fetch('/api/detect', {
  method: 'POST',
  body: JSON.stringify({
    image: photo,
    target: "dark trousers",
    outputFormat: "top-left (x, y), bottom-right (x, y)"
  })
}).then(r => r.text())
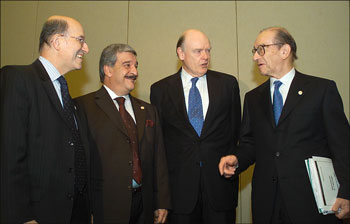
top-left (169, 169), bottom-right (236, 224)
top-left (270, 184), bottom-right (292, 224)
top-left (70, 189), bottom-right (90, 224)
top-left (129, 188), bottom-right (144, 224)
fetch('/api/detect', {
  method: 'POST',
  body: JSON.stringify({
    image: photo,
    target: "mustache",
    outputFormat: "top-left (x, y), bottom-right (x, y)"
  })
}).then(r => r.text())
top-left (125, 75), bottom-right (138, 80)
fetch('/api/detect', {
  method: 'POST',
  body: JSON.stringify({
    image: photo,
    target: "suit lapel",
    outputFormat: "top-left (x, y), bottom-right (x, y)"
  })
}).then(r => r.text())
top-left (130, 95), bottom-right (146, 142)
top-left (35, 60), bottom-right (73, 128)
top-left (167, 71), bottom-right (192, 124)
top-left (200, 71), bottom-right (218, 137)
top-left (94, 87), bottom-right (128, 136)
top-left (278, 72), bottom-right (306, 125)
top-left (258, 80), bottom-right (276, 128)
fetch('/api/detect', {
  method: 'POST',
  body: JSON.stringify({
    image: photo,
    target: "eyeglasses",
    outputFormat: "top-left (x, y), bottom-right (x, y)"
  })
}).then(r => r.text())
top-left (60, 34), bottom-right (86, 46)
top-left (252, 43), bottom-right (284, 56)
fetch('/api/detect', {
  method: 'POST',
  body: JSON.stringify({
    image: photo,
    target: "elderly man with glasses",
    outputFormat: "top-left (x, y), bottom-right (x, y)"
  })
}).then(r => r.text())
top-left (219, 27), bottom-right (349, 224)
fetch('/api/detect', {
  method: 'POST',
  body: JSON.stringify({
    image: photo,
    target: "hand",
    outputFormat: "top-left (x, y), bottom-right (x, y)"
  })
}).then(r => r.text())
top-left (218, 155), bottom-right (238, 178)
top-left (332, 198), bottom-right (350, 219)
top-left (24, 220), bottom-right (38, 224)
top-left (154, 209), bottom-right (168, 223)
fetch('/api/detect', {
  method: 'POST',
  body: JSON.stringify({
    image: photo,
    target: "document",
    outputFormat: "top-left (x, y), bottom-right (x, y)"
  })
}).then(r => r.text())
top-left (305, 156), bottom-right (339, 215)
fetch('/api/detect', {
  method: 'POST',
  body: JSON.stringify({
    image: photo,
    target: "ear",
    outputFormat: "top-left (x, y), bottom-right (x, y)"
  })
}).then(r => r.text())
top-left (177, 47), bottom-right (185, 60)
top-left (50, 34), bottom-right (62, 51)
top-left (280, 44), bottom-right (291, 60)
top-left (104, 65), bottom-right (113, 78)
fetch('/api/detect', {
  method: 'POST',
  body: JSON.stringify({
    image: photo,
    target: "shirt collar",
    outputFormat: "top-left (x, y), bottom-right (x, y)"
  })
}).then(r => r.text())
top-left (181, 67), bottom-right (206, 85)
top-left (103, 85), bottom-right (131, 102)
top-left (39, 56), bottom-right (62, 82)
top-left (270, 67), bottom-right (295, 87)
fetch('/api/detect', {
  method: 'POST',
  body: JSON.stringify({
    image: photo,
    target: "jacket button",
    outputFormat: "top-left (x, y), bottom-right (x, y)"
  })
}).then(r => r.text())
top-left (68, 168), bottom-right (73, 173)
top-left (68, 141), bottom-right (74, 147)
top-left (67, 193), bottom-right (73, 200)
top-left (128, 185), bottom-right (132, 191)
top-left (275, 152), bottom-right (280, 157)
top-left (128, 161), bottom-right (132, 166)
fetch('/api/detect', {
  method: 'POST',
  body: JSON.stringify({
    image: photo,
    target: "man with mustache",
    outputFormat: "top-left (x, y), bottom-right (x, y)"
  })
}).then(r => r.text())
top-left (150, 29), bottom-right (241, 223)
top-left (1, 16), bottom-right (92, 223)
top-left (219, 27), bottom-right (350, 224)
top-left (75, 44), bottom-right (171, 223)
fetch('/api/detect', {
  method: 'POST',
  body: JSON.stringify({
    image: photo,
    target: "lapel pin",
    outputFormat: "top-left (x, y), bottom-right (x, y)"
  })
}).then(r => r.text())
top-left (298, 90), bottom-right (303, 95)
top-left (140, 106), bottom-right (145, 110)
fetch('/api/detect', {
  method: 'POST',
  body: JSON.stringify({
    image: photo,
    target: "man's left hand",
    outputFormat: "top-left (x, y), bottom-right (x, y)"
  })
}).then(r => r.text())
top-left (154, 209), bottom-right (168, 223)
top-left (332, 198), bottom-right (350, 219)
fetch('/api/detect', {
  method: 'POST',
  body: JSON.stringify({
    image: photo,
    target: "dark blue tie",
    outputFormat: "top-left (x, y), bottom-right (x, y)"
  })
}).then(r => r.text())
top-left (57, 75), bottom-right (87, 192)
top-left (273, 80), bottom-right (283, 125)
top-left (188, 77), bottom-right (204, 136)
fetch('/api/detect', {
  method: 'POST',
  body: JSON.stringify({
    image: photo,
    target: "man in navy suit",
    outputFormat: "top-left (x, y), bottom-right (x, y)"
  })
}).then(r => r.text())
top-left (219, 27), bottom-right (349, 224)
top-left (1, 15), bottom-right (92, 223)
top-left (151, 29), bottom-right (241, 224)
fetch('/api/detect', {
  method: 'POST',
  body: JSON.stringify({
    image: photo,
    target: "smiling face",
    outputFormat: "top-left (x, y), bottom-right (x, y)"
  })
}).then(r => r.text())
top-left (177, 30), bottom-right (211, 77)
top-left (253, 30), bottom-right (285, 78)
top-left (59, 18), bottom-right (89, 74)
top-left (104, 51), bottom-right (138, 96)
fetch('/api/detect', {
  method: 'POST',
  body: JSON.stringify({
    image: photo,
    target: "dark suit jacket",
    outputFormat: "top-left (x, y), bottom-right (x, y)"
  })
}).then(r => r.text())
top-left (0, 60), bottom-right (92, 223)
top-left (75, 86), bottom-right (171, 223)
top-left (150, 69), bottom-right (241, 213)
top-left (236, 71), bottom-right (350, 224)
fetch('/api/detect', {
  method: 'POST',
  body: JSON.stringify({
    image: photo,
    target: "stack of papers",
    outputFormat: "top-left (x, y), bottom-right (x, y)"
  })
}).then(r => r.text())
top-left (305, 156), bottom-right (339, 215)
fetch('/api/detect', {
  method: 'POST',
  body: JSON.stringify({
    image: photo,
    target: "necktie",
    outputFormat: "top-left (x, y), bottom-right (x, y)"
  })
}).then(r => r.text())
top-left (115, 97), bottom-right (142, 185)
top-left (273, 80), bottom-right (283, 125)
top-left (57, 76), bottom-right (87, 192)
top-left (188, 77), bottom-right (204, 136)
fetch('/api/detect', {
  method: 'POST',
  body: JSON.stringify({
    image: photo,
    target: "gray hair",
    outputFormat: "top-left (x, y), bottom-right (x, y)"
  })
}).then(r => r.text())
top-left (39, 19), bottom-right (68, 52)
top-left (99, 44), bottom-right (137, 83)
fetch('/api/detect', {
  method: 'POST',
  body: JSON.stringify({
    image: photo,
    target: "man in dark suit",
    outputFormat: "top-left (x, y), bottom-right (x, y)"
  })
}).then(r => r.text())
top-left (150, 29), bottom-right (241, 224)
top-left (219, 27), bottom-right (350, 224)
top-left (75, 43), bottom-right (171, 224)
top-left (1, 16), bottom-right (92, 223)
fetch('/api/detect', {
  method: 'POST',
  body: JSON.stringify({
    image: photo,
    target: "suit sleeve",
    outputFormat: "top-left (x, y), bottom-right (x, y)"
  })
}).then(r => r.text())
top-left (235, 94), bottom-right (257, 173)
top-left (1, 66), bottom-right (34, 222)
top-left (152, 106), bottom-right (172, 209)
top-left (229, 77), bottom-right (241, 155)
top-left (322, 81), bottom-right (350, 199)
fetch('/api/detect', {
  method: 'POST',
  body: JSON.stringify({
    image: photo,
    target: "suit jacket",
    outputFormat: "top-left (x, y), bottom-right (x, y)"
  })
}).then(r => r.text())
top-left (150, 69), bottom-right (241, 213)
top-left (236, 71), bottom-right (350, 224)
top-left (75, 86), bottom-right (171, 223)
top-left (0, 60), bottom-right (92, 223)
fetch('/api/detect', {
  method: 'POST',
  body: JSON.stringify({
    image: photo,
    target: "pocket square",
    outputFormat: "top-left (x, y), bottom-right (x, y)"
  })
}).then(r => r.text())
top-left (145, 120), bottom-right (154, 127)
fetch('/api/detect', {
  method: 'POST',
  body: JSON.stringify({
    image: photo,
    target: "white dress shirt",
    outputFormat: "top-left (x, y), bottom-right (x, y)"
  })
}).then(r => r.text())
top-left (270, 68), bottom-right (296, 105)
top-left (103, 85), bottom-right (136, 124)
top-left (181, 68), bottom-right (209, 119)
top-left (39, 56), bottom-right (64, 106)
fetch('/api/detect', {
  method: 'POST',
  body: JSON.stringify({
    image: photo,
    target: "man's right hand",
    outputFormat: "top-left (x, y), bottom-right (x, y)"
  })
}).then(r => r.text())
top-left (24, 220), bottom-right (38, 224)
top-left (218, 155), bottom-right (238, 178)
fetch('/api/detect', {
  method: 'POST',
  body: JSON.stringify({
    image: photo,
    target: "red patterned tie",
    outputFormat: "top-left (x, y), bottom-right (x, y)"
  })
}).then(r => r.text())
top-left (115, 97), bottom-right (142, 184)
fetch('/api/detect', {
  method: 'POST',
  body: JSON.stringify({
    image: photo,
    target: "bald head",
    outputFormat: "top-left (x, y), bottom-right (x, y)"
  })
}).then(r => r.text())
top-left (39, 15), bottom-right (82, 52)
top-left (176, 29), bottom-right (210, 55)
top-left (176, 29), bottom-right (211, 77)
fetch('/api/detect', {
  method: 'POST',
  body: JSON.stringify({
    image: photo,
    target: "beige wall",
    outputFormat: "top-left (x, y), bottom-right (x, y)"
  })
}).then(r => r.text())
top-left (1, 1), bottom-right (349, 223)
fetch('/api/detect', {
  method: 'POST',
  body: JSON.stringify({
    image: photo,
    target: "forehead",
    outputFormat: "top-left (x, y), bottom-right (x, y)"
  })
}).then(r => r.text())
top-left (255, 30), bottom-right (276, 46)
top-left (184, 32), bottom-right (210, 49)
top-left (67, 19), bottom-right (84, 35)
top-left (116, 52), bottom-right (137, 62)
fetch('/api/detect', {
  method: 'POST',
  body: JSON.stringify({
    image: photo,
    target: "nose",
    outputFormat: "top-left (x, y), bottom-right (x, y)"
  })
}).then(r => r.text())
top-left (202, 50), bottom-right (210, 60)
top-left (253, 51), bottom-right (260, 61)
top-left (131, 65), bottom-right (138, 75)
top-left (82, 42), bottom-right (89, 54)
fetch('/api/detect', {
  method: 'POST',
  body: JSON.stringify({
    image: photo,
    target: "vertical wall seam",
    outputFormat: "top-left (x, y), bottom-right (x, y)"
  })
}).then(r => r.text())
top-left (127, 0), bottom-right (130, 44)
top-left (235, 1), bottom-right (242, 224)
top-left (32, 1), bottom-right (40, 61)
